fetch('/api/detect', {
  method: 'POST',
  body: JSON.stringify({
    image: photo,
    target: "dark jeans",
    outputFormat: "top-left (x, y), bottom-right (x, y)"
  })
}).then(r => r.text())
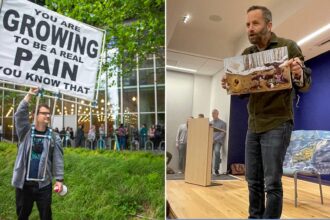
top-left (140, 136), bottom-right (147, 149)
top-left (245, 121), bottom-right (292, 219)
top-left (119, 136), bottom-right (126, 150)
top-left (16, 183), bottom-right (52, 220)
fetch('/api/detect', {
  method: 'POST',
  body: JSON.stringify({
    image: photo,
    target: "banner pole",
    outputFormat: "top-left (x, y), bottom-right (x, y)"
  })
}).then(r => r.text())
top-left (94, 30), bottom-right (107, 103)
top-left (51, 91), bottom-right (61, 127)
top-left (0, 0), bottom-right (3, 15)
top-left (33, 88), bottom-right (43, 125)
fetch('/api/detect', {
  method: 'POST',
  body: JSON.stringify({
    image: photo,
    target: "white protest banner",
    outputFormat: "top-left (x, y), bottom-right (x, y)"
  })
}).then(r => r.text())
top-left (0, 0), bottom-right (104, 101)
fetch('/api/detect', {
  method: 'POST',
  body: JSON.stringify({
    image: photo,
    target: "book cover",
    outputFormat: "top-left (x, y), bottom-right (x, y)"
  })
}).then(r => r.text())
top-left (224, 46), bottom-right (291, 95)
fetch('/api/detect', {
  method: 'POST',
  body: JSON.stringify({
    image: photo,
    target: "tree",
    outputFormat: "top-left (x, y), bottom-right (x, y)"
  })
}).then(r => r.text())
top-left (45, 0), bottom-right (165, 77)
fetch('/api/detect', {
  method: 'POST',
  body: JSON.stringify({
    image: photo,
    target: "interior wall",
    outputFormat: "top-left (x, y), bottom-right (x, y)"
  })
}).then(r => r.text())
top-left (192, 75), bottom-right (211, 118)
top-left (166, 70), bottom-right (194, 171)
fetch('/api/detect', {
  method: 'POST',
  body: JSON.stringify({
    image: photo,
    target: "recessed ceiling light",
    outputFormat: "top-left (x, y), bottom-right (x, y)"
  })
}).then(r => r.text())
top-left (209, 15), bottom-right (222, 22)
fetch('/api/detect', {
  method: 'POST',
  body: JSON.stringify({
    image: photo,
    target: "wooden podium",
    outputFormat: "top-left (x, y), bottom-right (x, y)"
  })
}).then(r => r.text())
top-left (185, 118), bottom-right (213, 186)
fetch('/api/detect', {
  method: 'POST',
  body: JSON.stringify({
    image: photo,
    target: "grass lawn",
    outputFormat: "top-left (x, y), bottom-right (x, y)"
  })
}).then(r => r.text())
top-left (0, 142), bottom-right (164, 219)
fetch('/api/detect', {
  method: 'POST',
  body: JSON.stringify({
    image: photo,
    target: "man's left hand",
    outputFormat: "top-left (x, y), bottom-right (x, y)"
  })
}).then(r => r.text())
top-left (288, 57), bottom-right (303, 80)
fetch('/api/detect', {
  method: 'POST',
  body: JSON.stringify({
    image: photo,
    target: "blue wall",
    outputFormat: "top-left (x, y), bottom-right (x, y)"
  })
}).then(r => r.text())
top-left (227, 96), bottom-right (248, 168)
top-left (294, 51), bottom-right (330, 130)
top-left (228, 50), bottom-right (330, 181)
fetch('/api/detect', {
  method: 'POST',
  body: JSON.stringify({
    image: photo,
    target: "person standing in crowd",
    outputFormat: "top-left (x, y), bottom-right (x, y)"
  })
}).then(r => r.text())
top-left (128, 124), bottom-right (139, 150)
top-left (117, 124), bottom-right (127, 150)
top-left (75, 124), bottom-right (84, 147)
top-left (13, 87), bottom-right (64, 220)
top-left (99, 124), bottom-right (105, 140)
top-left (210, 109), bottom-right (226, 176)
top-left (124, 125), bottom-right (129, 149)
top-left (88, 125), bottom-right (96, 149)
top-left (154, 124), bottom-right (163, 149)
top-left (222, 6), bottom-right (311, 218)
top-left (53, 127), bottom-right (59, 134)
top-left (98, 124), bottom-right (105, 149)
top-left (0, 123), bottom-right (3, 141)
top-left (65, 127), bottom-right (71, 147)
top-left (69, 127), bottom-right (74, 147)
top-left (139, 124), bottom-right (148, 149)
top-left (176, 118), bottom-right (190, 174)
top-left (59, 128), bottom-right (66, 147)
top-left (148, 124), bottom-right (156, 147)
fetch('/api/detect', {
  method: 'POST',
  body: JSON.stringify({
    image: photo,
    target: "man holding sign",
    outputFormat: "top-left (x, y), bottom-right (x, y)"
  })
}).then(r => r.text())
top-left (12, 87), bottom-right (64, 220)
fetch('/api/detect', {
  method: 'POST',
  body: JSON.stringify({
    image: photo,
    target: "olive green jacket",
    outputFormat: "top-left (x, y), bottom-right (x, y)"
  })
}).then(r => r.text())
top-left (242, 33), bottom-right (311, 133)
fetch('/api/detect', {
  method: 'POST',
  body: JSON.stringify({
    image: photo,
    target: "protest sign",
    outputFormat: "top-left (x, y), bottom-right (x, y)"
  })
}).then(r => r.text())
top-left (0, 0), bottom-right (104, 100)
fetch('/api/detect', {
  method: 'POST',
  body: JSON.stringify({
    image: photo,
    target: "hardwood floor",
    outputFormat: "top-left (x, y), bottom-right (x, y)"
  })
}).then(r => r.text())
top-left (167, 176), bottom-right (330, 219)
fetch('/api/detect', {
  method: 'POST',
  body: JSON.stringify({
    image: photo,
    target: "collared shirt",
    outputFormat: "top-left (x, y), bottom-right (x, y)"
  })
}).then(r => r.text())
top-left (211, 118), bottom-right (226, 145)
top-left (176, 123), bottom-right (188, 145)
top-left (242, 33), bottom-right (311, 133)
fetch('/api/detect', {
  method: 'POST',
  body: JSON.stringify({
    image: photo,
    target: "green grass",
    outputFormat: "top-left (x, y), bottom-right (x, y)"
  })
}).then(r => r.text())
top-left (0, 142), bottom-right (165, 220)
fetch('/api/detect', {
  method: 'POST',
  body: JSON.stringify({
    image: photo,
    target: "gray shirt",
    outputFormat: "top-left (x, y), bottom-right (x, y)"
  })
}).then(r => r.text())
top-left (211, 118), bottom-right (226, 145)
top-left (176, 123), bottom-right (188, 145)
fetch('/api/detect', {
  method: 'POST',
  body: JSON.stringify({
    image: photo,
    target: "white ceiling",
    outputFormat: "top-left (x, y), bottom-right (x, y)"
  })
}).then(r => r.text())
top-left (166, 0), bottom-right (330, 76)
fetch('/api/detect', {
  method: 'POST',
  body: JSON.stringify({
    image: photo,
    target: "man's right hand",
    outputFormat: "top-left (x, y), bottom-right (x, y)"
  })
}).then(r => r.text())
top-left (24, 87), bottom-right (38, 102)
top-left (221, 75), bottom-right (228, 90)
top-left (30, 87), bottom-right (39, 95)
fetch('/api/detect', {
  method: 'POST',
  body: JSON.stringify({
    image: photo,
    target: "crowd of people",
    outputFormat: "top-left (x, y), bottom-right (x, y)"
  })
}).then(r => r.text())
top-left (115, 123), bottom-right (165, 150)
top-left (53, 127), bottom-right (74, 147)
top-left (51, 123), bottom-right (165, 150)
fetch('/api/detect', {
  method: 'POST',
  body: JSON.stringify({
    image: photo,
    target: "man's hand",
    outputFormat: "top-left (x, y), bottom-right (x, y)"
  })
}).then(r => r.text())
top-left (24, 87), bottom-right (38, 102)
top-left (287, 57), bottom-right (303, 81)
top-left (221, 75), bottom-right (229, 90)
top-left (54, 181), bottom-right (63, 193)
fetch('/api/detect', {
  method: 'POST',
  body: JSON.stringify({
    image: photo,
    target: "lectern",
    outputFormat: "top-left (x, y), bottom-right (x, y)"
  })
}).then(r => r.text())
top-left (185, 118), bottom-right (213, 186)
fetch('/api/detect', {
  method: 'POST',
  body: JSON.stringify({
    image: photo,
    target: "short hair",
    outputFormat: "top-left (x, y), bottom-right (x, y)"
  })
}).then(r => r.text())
top-left (247, 5), bottom-right (272, 23)
top-left (212, 109), bottom-right (219, 114)
top-left (32, 104), bottom-right (51, 115)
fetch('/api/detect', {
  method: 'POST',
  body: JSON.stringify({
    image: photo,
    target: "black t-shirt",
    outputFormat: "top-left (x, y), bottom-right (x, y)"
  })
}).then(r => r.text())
top-left (28, 129), bottom-right (47, 179)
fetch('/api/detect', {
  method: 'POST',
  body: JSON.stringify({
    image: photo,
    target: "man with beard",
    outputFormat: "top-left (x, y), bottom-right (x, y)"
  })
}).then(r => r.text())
top-left (222, 6), bottom-right (311, 219)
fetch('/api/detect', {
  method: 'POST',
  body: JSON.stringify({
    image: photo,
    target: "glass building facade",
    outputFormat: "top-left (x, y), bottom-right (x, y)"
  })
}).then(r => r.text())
top-left (0, 52), bottom-right (165, 149)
